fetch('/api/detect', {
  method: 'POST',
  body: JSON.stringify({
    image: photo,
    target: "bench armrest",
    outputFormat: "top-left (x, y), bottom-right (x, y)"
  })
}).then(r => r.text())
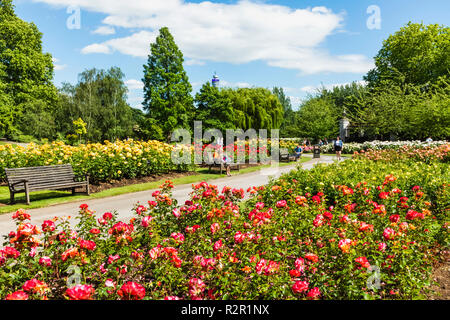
top-left (10, 179), bottom-right (28, 187)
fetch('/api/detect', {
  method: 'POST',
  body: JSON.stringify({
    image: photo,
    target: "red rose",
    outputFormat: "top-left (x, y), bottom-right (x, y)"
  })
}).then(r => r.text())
top-left (378, 192), bottom-right (389, 199)
top-left (117, 281), bottom-right (146, 300)
top-left (304, 253), bottom-right (319, 263)
top-left (66, 284), bottom-right (95, 300)
top-left (313, 214), bottom-right (325, 227)
top-left (311, 195), bottom-right (321, 204)
top-left (289, 269), bottom-right (302, 277)
top-left (406, 210), bottom-right (424, 220)
top-left (5, 290), bottom-right (28, 300)
top-left (213, 239), bottom-right (223, 252)
top-left (306, 287), bottom-right (321, 300)
top-left (188, 278), bottom-right (206, 298)
top-left (12, 209), bottom-right (31, 221)
top-left (389, 214), bottom-right (400, 223)
top-left (141, 215), bottom-right (153, 228)
top-left (79, 239), bottom-right (96, 251)
top-left (102, 212), bottom-right (113, 220)
top-left (39, 256), bottom-right (52, 267)
top-left (292, 280), bottom-right (309, 294)
top-left (1, 246), bottom-right (20, 259)
top-left (22, 279), bottom-right (48, 294)
top-left (210, 223), bottom-right (220, 234)
top-left (89, 228), bottom-right (101, 234)
top-left (355, 256), bottom-right (370, 268)
top-left (383, 227), bottom-right (395, 240)
top-left (323, 211), bottom-right (333, 220)
top-left (276, 200), bottom-right (287, 208)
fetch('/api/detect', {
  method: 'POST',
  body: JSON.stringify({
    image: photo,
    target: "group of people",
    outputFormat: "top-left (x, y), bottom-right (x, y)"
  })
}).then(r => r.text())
top-left (209, 136), bottom-right (345, 177)
top-left (210, 148), bottom-right (233, 176)
top-left (294, 136), bottom-right (344, 161)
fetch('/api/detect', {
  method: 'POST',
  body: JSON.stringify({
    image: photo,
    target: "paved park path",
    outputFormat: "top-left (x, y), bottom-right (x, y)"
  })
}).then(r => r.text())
top-left (0, 155), bottom-right (338, 238)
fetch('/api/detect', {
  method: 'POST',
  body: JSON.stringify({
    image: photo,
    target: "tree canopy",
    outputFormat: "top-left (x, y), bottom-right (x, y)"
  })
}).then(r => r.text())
top-left (142, 27), bottom-right (194, 141)
top-left (0, 0), bottom-right (57, 137)
top-left (365, 22), bottom-right (450, 88)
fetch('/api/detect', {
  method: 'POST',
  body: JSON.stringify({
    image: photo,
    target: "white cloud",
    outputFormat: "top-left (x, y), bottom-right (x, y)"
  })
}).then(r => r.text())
top-left (81, 43), bottom-right (112, 54)
top-left (52, 57), bottom-right (67, 70)
top-left (92, 25), bottom-right (116, 35)
top-left (185, 59), bottom-right (206, 66)
top-left (125, 79), bottom-right (144, 90)
top-left (81, 30), bottom-right (157, 57)
top-left (34, 0), bottom-right (373, 75)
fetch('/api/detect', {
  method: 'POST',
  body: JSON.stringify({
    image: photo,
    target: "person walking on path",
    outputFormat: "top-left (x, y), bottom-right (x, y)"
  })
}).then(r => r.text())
top-left (334, 136), bottom-right (343, 161)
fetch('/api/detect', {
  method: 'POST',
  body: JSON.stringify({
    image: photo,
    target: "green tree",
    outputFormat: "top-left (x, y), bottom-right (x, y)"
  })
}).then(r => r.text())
top-left (0, 0), bottom-right (58, 137)
top-left (354, 79), bottom-right (450, 140)
top-left (296, 97), bottom-right (338, 141)
top-left (52, 68), bottom-right (133, 142)
top-left (365, 22), bottom-right (450, 88)
top-left (142, 27), bottom-right (194, 141)
top-left (0, 78), bottom-right (15, 137)
top-left (194, 82), bottom-right (235, 133)
top-left (20, 99), bottom-right (57, 140)
top-left (73, 117), bottom-right (87, 144)
top-left (273, 87), bottom-right (296, 137)
top-left (318, 82), bottom-right (369, 119)
top-left (221, 87), bottom-right (284, 131)
top-left (130, 108), bottom-right (164, 141)
top-left (54, 67), bottom-right (135, 142)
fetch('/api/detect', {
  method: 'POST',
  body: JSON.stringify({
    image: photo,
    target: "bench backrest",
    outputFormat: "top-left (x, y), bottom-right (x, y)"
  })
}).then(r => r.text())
top-left (5, 164), bottom-right (75, 187)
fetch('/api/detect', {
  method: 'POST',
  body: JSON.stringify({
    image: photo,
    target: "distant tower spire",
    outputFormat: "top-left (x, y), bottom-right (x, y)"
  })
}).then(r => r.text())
top-left (212, 72), bottom-right (219, 88)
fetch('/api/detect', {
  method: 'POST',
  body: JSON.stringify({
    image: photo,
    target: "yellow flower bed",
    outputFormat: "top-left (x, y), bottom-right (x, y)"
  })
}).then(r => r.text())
top-left (0, 140), bottom-right (190, 183)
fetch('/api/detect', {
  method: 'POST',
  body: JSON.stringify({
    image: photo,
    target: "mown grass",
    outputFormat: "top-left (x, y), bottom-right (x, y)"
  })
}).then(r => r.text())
top-left (0, 158), bottom-right (310, 214)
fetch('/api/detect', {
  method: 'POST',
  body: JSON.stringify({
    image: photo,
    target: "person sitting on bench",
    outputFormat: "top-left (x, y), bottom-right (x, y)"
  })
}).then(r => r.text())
top-left (223, 154), bottom-right (232, 176)
top-left (294, 144), bottom-right (303, 160)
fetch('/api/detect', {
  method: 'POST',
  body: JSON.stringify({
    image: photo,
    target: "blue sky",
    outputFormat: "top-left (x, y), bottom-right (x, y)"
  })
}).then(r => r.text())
top-left (13, 0), bottom-right (450, 110)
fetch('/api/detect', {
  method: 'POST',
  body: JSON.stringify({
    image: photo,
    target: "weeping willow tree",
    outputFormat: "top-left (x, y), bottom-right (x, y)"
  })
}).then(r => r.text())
top-left (221, 87), bottom-right (284, 131)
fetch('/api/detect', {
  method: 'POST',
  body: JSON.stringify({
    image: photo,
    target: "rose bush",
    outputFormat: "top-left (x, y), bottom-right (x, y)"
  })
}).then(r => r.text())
top-left (0, 146), bottom-right (448, 300)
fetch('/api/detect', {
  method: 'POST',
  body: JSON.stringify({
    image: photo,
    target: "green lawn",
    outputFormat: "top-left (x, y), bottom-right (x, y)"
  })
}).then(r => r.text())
top-left (0, 158), bottom-right (310, 214)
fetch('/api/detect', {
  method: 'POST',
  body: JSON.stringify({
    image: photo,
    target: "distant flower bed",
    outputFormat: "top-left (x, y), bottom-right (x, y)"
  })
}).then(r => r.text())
top-left (0, 140), bottom-right (192, 184)
top-left (0, 148), bottom-right (448, 300)
top-left (353, 144), bottom-right (449, 163)
top-left (320, 140), bottom-right (448, 154)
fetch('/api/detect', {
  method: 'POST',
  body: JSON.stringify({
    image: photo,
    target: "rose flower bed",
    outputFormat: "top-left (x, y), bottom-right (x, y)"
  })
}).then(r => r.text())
top-left (0, 139), bottom-right (192, 184)
top-left (0, 146), bottom-right (448, 300)
top-left (320, 140), bottom-right (448, 155)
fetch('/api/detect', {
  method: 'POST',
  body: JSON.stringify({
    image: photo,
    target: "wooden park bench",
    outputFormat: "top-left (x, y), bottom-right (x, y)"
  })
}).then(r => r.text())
top-left (279, 149), bottom-right (297, 162)
top-left (5, 164), bottom-right (90, 205)
top-left (203, 153), bottom-right (240, 175)
top-left (207, 162), bottom-right (240, 174)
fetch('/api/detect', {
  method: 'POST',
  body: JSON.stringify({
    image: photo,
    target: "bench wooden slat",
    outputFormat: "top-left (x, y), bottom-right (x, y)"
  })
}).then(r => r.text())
top-left (14, 183), bottom-right (88, 193)
top-left (7, 174), bottom-right (76, 182)
top-left (7, 172), bottom-right (76, 178)
top-left (5, 164), bottom-right (89, 205)
top-left (27, 182), bottom-right (88, 191)
top-left (26, 180), bottom-right (87, 188)
top-left (5, 168), bottom-right (74, 176)
top-left (8, 176), bottom-right (77, 186)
